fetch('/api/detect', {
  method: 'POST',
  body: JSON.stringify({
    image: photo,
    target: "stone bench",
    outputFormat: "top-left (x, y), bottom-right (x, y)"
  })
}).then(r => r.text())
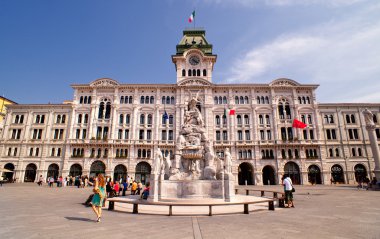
top-left (107, 198), bottom-right (275, 216)
top-left (235, 189), bottom-right (286, 208)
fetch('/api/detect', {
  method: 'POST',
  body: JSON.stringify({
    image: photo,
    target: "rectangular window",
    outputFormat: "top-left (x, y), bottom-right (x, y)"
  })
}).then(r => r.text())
top-left (118, 129), bottom-right (122, 139)
top-left (11, 129), bottom-right (16, 139)
top-left (125, 129), bottom-right (129, 139)
top-left (13, 148), bottom-right (18, 156)
top-left (260, 130), bottom-right (265, 140)
top-left (147, 130), bottom-right (152, 140)
top-left (59, 129), bottom-right (63, 140)
top-left (303, 130), bottom-right (308, 140)
top-left (332, 129), bottom-right (337, 139)
top-left (161, 130), bottom-right (167, 140)
top-left (168, 130), bottom-right (173, 141)
top-left (17, 129), bottom-right (21, 139)
top-left (76, 129), bottom-right (80, 139)
top-left (139, 130), bottom-right (145, 140)
top-left (266, 130), bottom-right (271, 140)
top-left (82, 129), bottom-right (87, 139)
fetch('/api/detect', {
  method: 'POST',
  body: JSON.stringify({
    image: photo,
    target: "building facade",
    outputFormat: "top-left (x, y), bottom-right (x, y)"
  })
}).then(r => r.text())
top-left (1, 29), bottom-right (379, 185)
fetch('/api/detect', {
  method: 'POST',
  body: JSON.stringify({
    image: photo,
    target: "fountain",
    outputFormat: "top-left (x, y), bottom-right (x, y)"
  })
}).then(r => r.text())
top-left (149, 92), bottom-right (235, 201)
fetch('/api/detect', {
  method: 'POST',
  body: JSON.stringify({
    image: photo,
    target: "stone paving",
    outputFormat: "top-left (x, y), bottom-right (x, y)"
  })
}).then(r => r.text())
top-left (0, 183), bottom-right (379, 239)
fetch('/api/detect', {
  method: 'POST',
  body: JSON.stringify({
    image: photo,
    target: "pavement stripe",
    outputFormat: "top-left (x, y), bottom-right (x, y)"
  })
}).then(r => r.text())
top-left (192, 217), bottom-right (203, 239)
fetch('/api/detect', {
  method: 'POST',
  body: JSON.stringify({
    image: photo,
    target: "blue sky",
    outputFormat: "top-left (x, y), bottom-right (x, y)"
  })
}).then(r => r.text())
top-left (0, 0), bottom-right (379, 104)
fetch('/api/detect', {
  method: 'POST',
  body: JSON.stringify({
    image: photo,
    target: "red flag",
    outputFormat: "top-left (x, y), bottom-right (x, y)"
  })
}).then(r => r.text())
top-left (229, 109), bottom-right (235, 115)
top-left (292, 119), bottom-right (307, 128)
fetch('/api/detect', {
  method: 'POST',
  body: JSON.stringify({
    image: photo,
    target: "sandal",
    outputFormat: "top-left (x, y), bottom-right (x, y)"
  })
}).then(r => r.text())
top-left (97, 217), bottom-right (101, 222)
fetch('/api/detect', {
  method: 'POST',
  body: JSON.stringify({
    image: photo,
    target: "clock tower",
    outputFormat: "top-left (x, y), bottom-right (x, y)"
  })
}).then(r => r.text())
top-left (172, 29), bottom-right (217, 85)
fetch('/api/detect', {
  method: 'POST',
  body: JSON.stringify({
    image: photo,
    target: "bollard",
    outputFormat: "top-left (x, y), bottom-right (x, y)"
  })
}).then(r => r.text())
top-left (108, 201), bottom-right (114, 211)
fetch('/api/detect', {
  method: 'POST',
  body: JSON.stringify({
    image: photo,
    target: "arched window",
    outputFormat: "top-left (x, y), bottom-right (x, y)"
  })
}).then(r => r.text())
top-left (162, 96), bottom-right (166, 104)
top-left (29, 148), bottom-right (33, 156)
top-left (140, 114), bottom-right (145, 124)
top-left (119, 114), bottom-right (124, 124)
top-left (346, 115), bottom-right (350, 123)
top-left (192, 69), bottom-right (196, 76)
top-left (235, 96), bottom-right (239, 104)
top-left (150, 96), bottom-right (154, 104)
top-left (140, 96), bottom-right (144, 104)
top-left (182, 69), bottom-right (186, 76)
top-left (281, 149), bottom-right (286, 159)
top-left (88, 96), bottom-right (92, 104)
top-left (223, 96), bottom-right (227, 104)
top-left (259, 115), bottom-right (263, 124)
top-left (142, 149), bottom-right (147, 158)
top-left (214, 97), bottom-right (218, 105)
top-left (288, 149), bottom-right (292, 158)
top-left (80, 96), bottom-right (83, 104)
top-left (374, 114), bottom-right (378, 123)
top-left (265, 115), bottom-right (270, 125)
top-left (84, 96), bottom-right (88, 104)
top-left (247, 150), bottom-right (252, 158)
top-left (41, 115), bottom-right (45, 123)
top-left (215, 115), bottom-right (220, 125)
top-left (147, 149), bottom-right (151, 158)
top-left (138, 149), bottom-right (141, 158)
top-left (313, 149), bottom-right (317, 157)
top-left (197, 69), bottom-right (200, 76)
top-left (78, 114), bottom-right (82, 124)
top-left (244, 96), bottom-right (249, 104)
top-left (120, 96), bottom-right (124, 104)
top-left (335, 148), bottom-right (340, 157)
top-left (237, 115), bottom-right (242, 125)
top-left (162, 114), bottom-right (166, 125)
top-left (51, 148), bottom-right (55, 156)
top-left (171, 97), bottom-right (175, 104)
top-left (147, 114), bottom-right (153, 125)
top-left (222, 115), bottom-right (227, 125)
top-left (244, 115), bottom-right (249, 125)
top-left (98, 102), bottom-right (104, 119)
top-left (294, 149), bottom-right (299, 158)
top-left (166, 96), bottom-right (170, 105)
top-left (126, 114), bottom-right (130, 124)
top-left (351, 114), bottom-right (356, 124)
top-left (55, 115), bottom-right (60, 124)
top-left (306, 97), bottom-right (310, 104)
top-left (218, 96), bottom-right (222, 104)
top-left (302, 96), bottom-right (306, 104)
top-left (240, 96), bottom-right (244, 104)
top-left (128, 96), bottom-right (133, 104)
top-left (265, 96), bottom-right (269, 104)
top-left (105, 102), bottom-right (111, 119)
top-left (84, 114), bottom-right (88, 124)
top-left (145, 96), bottom-right (149, 104)
top-left (188, 69), bottom-right (192, 76)
top-left (261, 96), bottom-right (264, 104)
top-left (329, 148), bottom-right (333, 157)
top-left (257, 96), bottom-right (260, 104)
top-left (203, 69), bottom-right (207, 76)
top-left (169, 115), bottom-right (174, 125)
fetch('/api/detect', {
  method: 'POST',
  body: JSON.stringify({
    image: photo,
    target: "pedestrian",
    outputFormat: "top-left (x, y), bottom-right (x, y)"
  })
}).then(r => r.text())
top-left (282, 175), bottom-right (294, 208)
top-left (113, 181), bottom-right (120, 196)
top-left (0, 174), bottom-right (3, 187)
top-left (136, 181), bottom-right (143, 195)
top-left (131, 180), bottom-right (137, 195)
top-left (37, 175), bottom-right (43, 186)
top-left (126, 176), bottom-right (131, 189)
top-left (141, 182), bottom-right (150, 199)
top-left (90, 174), bottom-right (106, 222)
top-left (122, 180), bottom-right (128, 196)
top-left (49, 177), bottom-right (54, 187)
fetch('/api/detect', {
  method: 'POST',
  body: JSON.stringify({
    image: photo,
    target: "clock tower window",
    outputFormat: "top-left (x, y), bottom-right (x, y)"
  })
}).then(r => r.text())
top-left (188, 69), bottom-right (192, 77)
top-left (203, 69), bottom-right (207, 76)
top-left (182, 69), bottom-right (186, 76)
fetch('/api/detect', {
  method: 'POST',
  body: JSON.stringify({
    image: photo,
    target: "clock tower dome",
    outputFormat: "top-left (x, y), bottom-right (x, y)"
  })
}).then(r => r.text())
top-left (172, 29), bottom-right (217, 85)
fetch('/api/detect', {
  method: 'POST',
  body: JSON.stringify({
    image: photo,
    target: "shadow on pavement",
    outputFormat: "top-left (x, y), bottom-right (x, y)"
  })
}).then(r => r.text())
top-left (65, 216), bottom-right (94, 222)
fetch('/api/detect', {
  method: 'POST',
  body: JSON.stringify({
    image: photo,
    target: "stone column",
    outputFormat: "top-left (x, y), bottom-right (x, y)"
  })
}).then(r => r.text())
top-left (363, 109), bottom-right (380, 179)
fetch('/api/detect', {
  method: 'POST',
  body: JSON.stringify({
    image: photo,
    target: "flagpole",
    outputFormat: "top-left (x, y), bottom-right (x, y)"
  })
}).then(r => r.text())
top-left (193, 9), bottom-right (196, 29)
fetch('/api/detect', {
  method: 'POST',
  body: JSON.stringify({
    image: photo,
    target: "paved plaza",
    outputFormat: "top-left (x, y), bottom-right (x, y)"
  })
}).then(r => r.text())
top-left (0, 184), bottom-right (379, 239)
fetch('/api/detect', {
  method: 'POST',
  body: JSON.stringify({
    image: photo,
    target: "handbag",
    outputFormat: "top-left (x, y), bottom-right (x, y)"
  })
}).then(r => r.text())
top-left (291, 187), bottom-right (295, 193)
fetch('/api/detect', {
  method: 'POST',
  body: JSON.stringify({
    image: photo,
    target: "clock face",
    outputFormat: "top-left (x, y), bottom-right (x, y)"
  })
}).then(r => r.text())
top-left (189, 56), bottom-right (200, 66)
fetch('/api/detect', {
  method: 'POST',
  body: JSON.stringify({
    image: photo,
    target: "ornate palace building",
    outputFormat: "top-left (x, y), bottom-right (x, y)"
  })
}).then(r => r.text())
top-left (1, 29), bottom-right (379, 185)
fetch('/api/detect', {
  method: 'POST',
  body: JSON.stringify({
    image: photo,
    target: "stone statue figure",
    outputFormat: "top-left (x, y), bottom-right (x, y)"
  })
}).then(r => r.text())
top-left (153, 148), bottom-right (163, 174)
top-left (224, 148), bottom-right (232, 174)
top-left (164, 152), bottom-right (172, 176)
top-left (204, 140), bottom-right (216, 180)
top-left (363, 108), bottom-right (375, 126)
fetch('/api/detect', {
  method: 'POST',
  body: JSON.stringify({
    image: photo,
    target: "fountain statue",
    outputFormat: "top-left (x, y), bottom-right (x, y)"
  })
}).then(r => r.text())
top-left (149, 91), bottom-right (235, 201)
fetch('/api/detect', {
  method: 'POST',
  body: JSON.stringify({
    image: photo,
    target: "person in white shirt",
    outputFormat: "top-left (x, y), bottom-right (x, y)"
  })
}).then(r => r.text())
top-left (282, 175), bottom-right (294, 208)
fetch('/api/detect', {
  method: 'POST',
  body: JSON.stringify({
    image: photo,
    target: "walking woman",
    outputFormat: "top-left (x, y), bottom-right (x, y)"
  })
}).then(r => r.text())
top-left (91, 174), bottom-right (106, 222)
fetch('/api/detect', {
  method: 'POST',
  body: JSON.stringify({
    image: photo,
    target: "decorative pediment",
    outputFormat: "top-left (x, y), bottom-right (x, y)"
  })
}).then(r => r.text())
top-left (177, 78), bottom-right (212, 87)
top-left (90, 78), bottom-right (119, 88)
top-left (270, 78), bottom-right (300, 87)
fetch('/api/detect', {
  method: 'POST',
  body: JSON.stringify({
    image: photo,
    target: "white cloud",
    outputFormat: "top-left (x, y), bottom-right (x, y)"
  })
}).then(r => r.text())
top-left (220, 3), bottom-right (380, 102)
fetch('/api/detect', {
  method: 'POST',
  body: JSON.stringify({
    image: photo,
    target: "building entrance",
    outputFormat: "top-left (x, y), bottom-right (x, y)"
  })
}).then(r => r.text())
top-left (24, 163), bottom-right (37, 182)
top-left (47, 164), bottom-right (59, 180)
top-left (238, 162), bottom-right (254, 185)
top-left (135, 162), bottom-right (151, 185)
top-left (3, 163), bottom-right (14, 182)
top-left (114, 164), bottom-right (127, 182)
top-left (69, 164), bottom-right (82, 177)
top-left (284, 162), bottom-right (301, 185)
top-left (90, 161), bottom-right (105, 177)
top-left (354, 164), bottom-right (367, 182)
top-left (262, 165), bottom-right (276, 185)
top-left (331, 164), bottom-right (344, 183)
top-left (308, 165), bottom-right (322, 184)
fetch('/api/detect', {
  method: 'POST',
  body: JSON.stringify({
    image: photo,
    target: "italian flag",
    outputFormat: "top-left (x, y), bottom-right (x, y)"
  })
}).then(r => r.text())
top-left (188, 11), bottom-right (195, 23)
top-left (224, 108), bottom-right (235, 116)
